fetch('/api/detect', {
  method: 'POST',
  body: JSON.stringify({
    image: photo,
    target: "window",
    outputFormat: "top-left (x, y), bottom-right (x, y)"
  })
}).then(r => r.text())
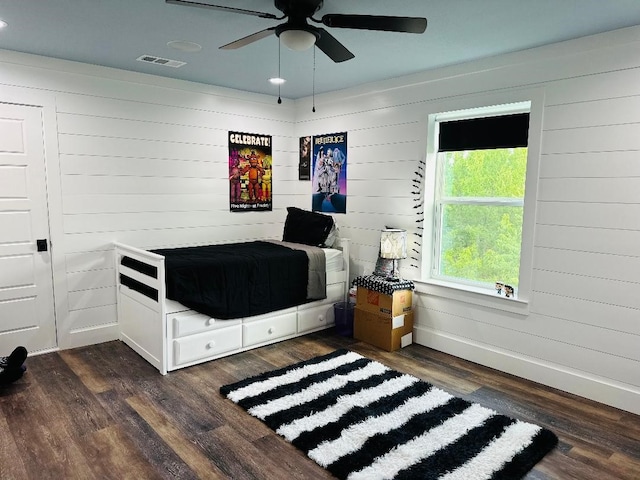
top-left (419, 99), bottom-right (539, 310)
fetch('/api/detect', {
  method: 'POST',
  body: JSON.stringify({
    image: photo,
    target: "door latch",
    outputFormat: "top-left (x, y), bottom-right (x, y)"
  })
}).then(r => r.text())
top-left (36, 239), bottom-right (48, 252)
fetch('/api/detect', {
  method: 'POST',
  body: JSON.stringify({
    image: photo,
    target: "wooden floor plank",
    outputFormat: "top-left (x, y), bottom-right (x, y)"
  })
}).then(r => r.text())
top-left (1, 380), bottom-right (98, 479)
top-left (96, 389), bottom-right (199, 479)
top-left (134, 369), bottom-right (223, 435)
top-left (79, 425), bottom-right (165, 480)
top-left (26, 353), bottom-right (112, 437)
top-left (126, 395), bottom-right (226, 479)
top-left (0, 415), bottom-right (29, 479)
top-left (59, 349), bottom-right (111, 394)
top-left (0, 330), bottom-right (637, 479)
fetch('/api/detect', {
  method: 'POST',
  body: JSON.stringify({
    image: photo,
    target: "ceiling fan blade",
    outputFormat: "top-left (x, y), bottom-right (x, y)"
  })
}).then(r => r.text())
top-left (315, 28), bottom-right (355, 63)
top-left (165, 0), bottom-right (279, 20)
top-left (220, 27), bottom-right (277, 49)
top-left (321, 14), bottom-right (427, 34)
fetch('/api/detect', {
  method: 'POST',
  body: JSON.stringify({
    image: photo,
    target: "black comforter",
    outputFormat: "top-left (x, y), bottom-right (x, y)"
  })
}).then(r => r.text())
top-left (152, 241), bottom-right (311, 319)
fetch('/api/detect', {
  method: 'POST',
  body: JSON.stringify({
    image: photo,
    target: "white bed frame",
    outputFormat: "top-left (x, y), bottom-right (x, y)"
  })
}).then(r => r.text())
top-left (114, 238), bottom-right (350, 374)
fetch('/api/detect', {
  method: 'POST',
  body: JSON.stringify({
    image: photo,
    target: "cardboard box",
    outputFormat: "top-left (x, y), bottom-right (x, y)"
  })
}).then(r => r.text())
top-left (354, 307), bottom-right (413, 352)
top-left (356, 287), bottom-right (412, 317)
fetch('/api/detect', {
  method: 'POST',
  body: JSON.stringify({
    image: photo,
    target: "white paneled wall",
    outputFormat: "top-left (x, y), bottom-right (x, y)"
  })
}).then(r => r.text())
top-left (0, 51), bottom-right (303, 349)
top-left (2, 24), bottom-right (640, 414)
top-left (295, 27), bottom-right (640, 414)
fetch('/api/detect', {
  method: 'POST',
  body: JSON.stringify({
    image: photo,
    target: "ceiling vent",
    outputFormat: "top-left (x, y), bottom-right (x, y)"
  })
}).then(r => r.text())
top-left (136, 55), bottom-right (186, 68)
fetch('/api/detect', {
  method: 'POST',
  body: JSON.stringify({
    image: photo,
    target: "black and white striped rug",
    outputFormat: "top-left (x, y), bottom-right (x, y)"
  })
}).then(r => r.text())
top-left (220, 349), bottom-right (558, 479)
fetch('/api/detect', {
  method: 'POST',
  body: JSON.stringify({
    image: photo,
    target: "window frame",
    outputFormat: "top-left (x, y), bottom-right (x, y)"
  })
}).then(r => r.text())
top-left (414, 89), bottom-right (544, 315)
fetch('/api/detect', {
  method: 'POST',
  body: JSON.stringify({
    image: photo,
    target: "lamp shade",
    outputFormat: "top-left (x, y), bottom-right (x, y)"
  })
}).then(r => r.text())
top-left (280, 29), bottom-right (317, 51)
top-left (380, 228), bottom-right (407, 260)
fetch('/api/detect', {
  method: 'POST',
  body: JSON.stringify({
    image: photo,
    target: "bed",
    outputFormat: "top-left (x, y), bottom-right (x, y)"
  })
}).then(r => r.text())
top-left (114, 208), bottom-right (350, 374)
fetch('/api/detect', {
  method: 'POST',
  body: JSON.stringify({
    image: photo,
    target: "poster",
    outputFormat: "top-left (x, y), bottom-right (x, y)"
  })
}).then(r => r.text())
top-left (311, 132), bottom-right (347, 213)
top-left (229, 131), bottom-right (272, 212)
top-left (299, 136), bottom-right (311, 180)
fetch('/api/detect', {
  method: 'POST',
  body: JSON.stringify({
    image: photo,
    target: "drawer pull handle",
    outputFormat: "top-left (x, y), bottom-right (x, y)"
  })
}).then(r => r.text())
top-left (206, 341), bottom-right (216, 349)
top-left (319, 315), bottom-right (325, 322)
top-left (268, 327), bottom-right (274, 335)
top-left (207, 318), bottom-right (215, 326)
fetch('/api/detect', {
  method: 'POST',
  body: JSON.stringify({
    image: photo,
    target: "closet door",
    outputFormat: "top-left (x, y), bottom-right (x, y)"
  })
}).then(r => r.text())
top-left (0, 103), bottom-right (57, 354)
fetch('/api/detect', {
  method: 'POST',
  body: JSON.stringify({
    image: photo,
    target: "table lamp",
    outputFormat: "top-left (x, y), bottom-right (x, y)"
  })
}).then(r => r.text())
top-left (380, 228), bottom-right (407, 280)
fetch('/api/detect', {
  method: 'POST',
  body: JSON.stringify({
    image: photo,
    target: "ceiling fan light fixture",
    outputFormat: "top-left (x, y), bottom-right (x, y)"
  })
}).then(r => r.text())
top-left (170, 0), bottom-right (428, 65)
top-left (279, 29), bottom-right (317, 51)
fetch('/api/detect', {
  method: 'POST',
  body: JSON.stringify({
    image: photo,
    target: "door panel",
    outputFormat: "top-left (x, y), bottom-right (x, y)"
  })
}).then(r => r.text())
top-left (0, 103), bottom-right (56, 354)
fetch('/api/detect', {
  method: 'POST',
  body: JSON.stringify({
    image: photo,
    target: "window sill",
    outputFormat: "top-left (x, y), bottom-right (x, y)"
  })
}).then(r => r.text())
top-left (411, 278), bottom-right (530, 316)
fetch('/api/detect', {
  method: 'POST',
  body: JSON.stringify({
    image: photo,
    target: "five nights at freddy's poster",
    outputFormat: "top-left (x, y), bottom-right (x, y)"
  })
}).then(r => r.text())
top-left (228, 131), bottom-right (272, 212)
top-left (311, 132), bottom-right (347, 213)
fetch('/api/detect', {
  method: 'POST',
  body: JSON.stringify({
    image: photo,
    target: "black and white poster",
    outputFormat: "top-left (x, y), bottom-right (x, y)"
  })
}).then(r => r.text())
top-left (311, 132), bottom-right (347, 213)
top-left (299, 136), bottom-right (311, 180)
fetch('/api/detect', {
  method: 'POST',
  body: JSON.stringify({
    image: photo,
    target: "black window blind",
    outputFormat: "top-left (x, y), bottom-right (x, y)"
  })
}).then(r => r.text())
top-left (438, 112), bottom-right (530, 152)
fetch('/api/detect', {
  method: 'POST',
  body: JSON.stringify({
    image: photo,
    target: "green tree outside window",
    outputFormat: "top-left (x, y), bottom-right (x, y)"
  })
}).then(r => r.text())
top-left (436, 148), bottom-right (527, 288)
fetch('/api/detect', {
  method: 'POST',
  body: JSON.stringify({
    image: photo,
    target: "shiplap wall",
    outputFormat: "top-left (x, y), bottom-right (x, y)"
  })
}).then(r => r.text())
top-left (0, 50), bottom-right (308, 350)
top-left (2, 24), bottom-right (640, 414)
top-left (295, 27), bottom-right (640, 414)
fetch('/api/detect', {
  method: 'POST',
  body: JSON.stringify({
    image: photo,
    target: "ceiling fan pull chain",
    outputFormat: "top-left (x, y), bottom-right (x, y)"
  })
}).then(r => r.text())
top-left (277, 38), bottom-right (282, 104)
top-left (312, 46), bottom-right (316, 113)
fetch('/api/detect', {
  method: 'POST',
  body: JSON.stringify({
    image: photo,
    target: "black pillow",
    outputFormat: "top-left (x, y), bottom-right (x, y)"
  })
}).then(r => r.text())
top-left (283, 207), bottom-right (334, 247)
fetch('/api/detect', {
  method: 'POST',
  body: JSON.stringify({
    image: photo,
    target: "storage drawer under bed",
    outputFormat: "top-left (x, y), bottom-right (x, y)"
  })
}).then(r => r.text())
top-left (242, 311), bottom-right (298, 348)
top-left (171, 311), bottom-right (242, 338)
top-left (297, 302), bottom-right (335, 333)
top-left (172, 325), bottom-right (242, 367)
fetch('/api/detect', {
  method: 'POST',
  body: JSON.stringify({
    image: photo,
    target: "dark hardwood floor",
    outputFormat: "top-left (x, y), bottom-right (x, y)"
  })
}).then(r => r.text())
top-left (1, 330), bottom-right (638, 479)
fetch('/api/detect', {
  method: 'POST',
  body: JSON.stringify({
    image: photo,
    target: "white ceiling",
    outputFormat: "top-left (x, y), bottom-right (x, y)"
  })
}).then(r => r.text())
top-left (2, 1), bottom-right (640, 100)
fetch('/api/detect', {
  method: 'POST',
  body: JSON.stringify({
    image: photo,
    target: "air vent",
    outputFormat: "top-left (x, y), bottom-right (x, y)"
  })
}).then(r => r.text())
top-left (136, 55), bottom-right (186, 68)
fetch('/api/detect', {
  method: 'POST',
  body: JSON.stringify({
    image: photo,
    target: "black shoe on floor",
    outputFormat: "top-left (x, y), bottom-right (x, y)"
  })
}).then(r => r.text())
top-left (0, 346), bottom-right (28, 385)
top-left (7, 346), bottom-right (27, 369)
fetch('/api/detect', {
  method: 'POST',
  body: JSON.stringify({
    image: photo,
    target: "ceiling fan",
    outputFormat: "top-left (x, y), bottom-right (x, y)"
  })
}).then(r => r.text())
top-left (165, 0), bottom-right (427, 63)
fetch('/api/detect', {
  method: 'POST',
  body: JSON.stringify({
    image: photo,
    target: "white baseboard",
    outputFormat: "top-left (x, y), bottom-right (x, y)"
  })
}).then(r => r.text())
top-left (414, 325), bottom-right (640, 416)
